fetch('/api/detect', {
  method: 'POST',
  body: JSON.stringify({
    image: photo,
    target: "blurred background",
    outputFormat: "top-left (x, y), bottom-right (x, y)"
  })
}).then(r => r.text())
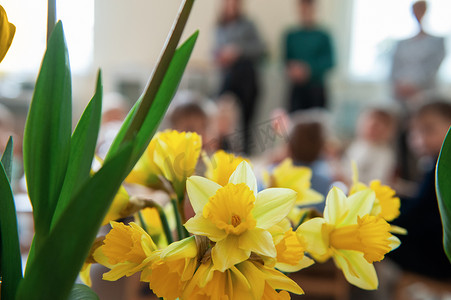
top-left (2, 0), bottom-right (451, 299)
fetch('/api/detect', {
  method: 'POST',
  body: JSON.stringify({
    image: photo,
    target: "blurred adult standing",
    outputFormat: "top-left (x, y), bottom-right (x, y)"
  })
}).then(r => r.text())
top-left (214, 0), bottom-right (266, 154)
top-left (284, 0), bottom-right (335, 113)
top-left (390, 1), bottom-right (445, 103)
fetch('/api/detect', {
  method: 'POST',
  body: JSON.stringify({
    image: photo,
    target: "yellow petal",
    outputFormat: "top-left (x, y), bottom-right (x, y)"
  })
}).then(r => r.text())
top-left (79, 262), bottom-right (92, 287)
top-left (0, 5), bottom-right (15, 63)
top-left (298, 188), bottom-right (324, 205)
top-left (390, 225), bottom-right (407, 235)
top-left (333, 250), bottom-right (378, 290)
top-left (228, 161), bottom-right (257, 196)
top-left (238, 228), bottom-right (277, 258)
top-left (212, 235), bottom-right (251, 272)
top-left (186, 176), bottom-right (221, 213)
top-left (339, 189), bottom-right (375, 227)
top-left (276, 256), bottom-right (315, 273)
top-left (236, 261), bottom-right (266, 300)
top-left (262, 265), bottom-right (304, 295)
top-left (184, 214), bottom-right (227, 242)
top-left (324, 187), bottom-right (348, 224)
top-left (388, 235), bottom-right (401, 251)
top-left (160, 236), bottom-right (198, 261)
top-left (253, 188), bottom-right (297, 229)
top-left (297, 217), bottom-right (329, 256)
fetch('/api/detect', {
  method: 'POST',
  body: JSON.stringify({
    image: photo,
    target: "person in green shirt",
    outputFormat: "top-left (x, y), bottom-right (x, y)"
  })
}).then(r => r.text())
top-left (284, 0), bottom-right (334, 112)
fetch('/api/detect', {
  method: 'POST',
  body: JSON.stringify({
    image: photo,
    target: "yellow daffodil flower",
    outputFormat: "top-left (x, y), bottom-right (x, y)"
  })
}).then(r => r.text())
top-left (350, 163), bottom-right (401, 221)
top-left (141, 236), bottom-right (198, 300)
top-left (138, 207), bottom-right (166, 247)
top-left (183, 260), bottom-right (304, 299)
top-left (297, 187), bottom-right (400, 290)
top-left (204, 150), bottom-right (248, 186)
top-left (0, 5), bottom-right (15, 63)
top-left (266, 158), bottom-right (323, 206)
top-left (184, 161), bottom-right (297, 272)
top-left (125, 137), bottom-right (162, 188)
top-left (94, 221), bottom-right (157, 281)
top-left (154, 130), bottom-right (202, 198)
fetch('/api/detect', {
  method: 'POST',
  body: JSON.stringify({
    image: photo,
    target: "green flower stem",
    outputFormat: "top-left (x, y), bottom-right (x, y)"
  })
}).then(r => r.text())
top-left (137, 211), bottom-right (150, 234)
top-left (171, 198), bottom-right (185, 240)
top-left (155, 205), bottom-right (174, 244)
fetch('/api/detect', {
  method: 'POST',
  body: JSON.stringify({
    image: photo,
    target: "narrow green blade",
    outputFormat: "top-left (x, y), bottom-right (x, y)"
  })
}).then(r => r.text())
top-left (436, 127), bottom-right (451, 263)
top-left (68, 284), bottom-right (99, 300)
top-left (23, 21), bottom-right (72, 237)
top-left (0, 161), bottom-right (22, 299)
top-left (52, 71), bottom-right (103, 226)
top-left (106, 31), bottom-right (198, 173)
top-left (16, 144), bottom-right (132, 300)
top-left (1, 136), bottom-right (13, 182)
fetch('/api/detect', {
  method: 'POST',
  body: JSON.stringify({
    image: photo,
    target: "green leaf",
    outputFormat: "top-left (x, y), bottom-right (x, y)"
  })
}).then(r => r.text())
top-left (51, 71), bottom-right (103, 227)
top-left (436, 127), bottom-right (451, 263)
top-left (16, 144), bottom-right (133, 300)
top-left (106, 31), bottom-right (198, 173)
top-left (23, 21), bottom-right (72, 237)
top-left (0, 161), bottom-right (22, 299)
top-left (1, 136), bottom-right (13, 182)
top-left (68, 284), bottom-right (99, 300)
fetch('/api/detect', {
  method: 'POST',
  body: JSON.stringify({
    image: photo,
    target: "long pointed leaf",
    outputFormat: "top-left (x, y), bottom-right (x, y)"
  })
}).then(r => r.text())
top-left (23, 21), bottom-right (72, 237)
top-left (1, 136), bottom-right (13, 182)
top-left (52, 71), bottom-right (103, 226)
top-left (436, 127), bottom-right (451, 263)
top-left (0, 161), bottom-right (22, 299)
top-left (16, 144), bottom-right (133, 300)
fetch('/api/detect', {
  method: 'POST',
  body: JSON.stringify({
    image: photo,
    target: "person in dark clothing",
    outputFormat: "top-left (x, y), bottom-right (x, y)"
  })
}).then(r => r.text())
top-left (214, 0), bottom-right (266, 154)
top-left (284, 0), bottom-right (334, 112)
top-left (389, 101), bottom-right (451, 280)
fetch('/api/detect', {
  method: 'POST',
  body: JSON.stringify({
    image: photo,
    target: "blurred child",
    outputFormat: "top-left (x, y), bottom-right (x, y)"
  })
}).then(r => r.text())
top-left (390, 101), bottom-right (451, 290)
top-left (343, 108), bottom-right (397, 185)
top-left (287, 117), bottom-right (332, 200)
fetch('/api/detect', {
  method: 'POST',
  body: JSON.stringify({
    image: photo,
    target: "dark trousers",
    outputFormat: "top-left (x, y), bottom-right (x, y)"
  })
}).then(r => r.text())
top-left (220, 57), bottom-right (259, 154)
top-left (289, 83), bottom-right (327, 113)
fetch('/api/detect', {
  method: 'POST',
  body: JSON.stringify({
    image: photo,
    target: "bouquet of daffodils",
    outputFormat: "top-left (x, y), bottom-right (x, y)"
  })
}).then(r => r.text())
top-left (1, 1), bottom-right (451, 299)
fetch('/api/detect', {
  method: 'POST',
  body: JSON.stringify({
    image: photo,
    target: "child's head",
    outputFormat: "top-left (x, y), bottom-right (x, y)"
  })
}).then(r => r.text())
top-left (357, 108), bottom-right (397, 144)
top-left (410, 101), bottom-right (451, 156)
top-left (169, 102), bottom-right (208, 139)
top-left (288, 120), bottom-right (324, 164)
top-left (298, 0), bottom-right (317, 27)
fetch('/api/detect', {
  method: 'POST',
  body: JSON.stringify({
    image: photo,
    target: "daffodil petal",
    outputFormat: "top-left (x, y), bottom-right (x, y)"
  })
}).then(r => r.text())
top-left (239, 228), bottom-right (277, 258)
top-left (390, 225), bottom-right (407, 235)
top-left (263, 266), bottom-right (304, 295)
top-left (339, 189), bottom-right (375, 226)
top-left (160, 236), bottom-right (198, 260)
top-left (276, 256), bottom-right (315, 273)
top-left (228, 161), bottom-right (257, 196)
top-left (184, 214), bottom-right (227, 242)
top-left (297, 218), bottom-right (329, 256)
top-left (237, 261), bottom-right (266, 300)
top-left (79, 263), bottom-right (92, 287)
top-left (388, 235), bottom-right (401, 251)
top-left (324, 187), bottom-right (347, 224)
top-left (212, 235), bottom-right (251, 272)
top-left (298, 188), bottom-right (324, 205)
top-left (0, 5), bottom-right (15, 63)
top-left (186, 176), bottom-right (221, 213)
top-left (334, 250), bottom-right (378, 290)
top-left (253, 188), bottom-right (297, 229)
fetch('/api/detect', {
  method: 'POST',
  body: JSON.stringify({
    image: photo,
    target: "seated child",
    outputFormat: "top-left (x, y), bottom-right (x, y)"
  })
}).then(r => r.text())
top-left (343, 107), bottom-right (397, 185)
